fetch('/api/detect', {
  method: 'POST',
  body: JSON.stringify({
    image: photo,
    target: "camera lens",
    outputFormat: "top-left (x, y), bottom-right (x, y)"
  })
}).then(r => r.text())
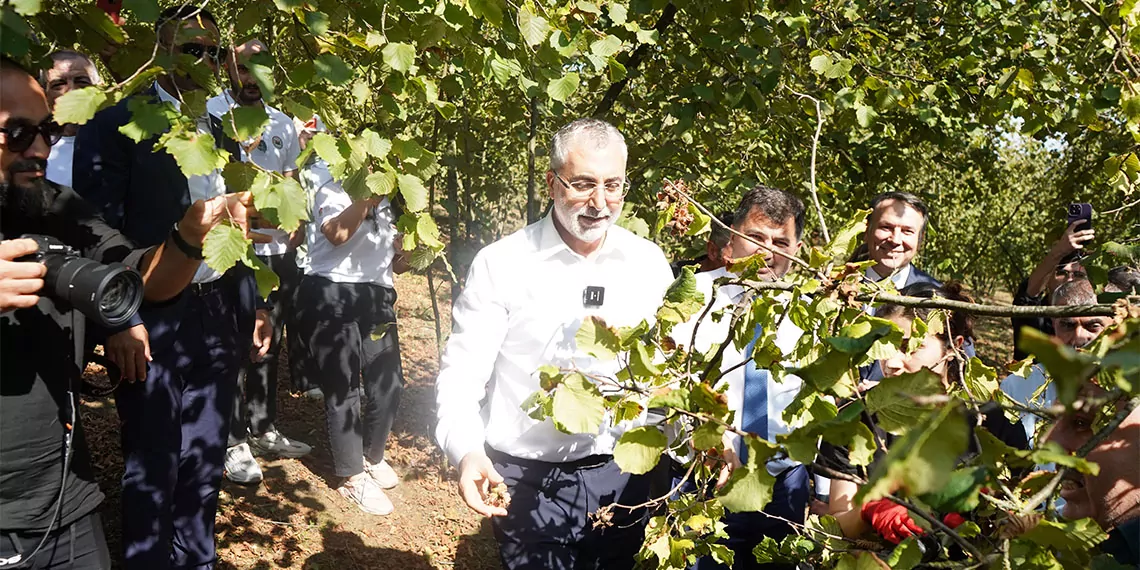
top-left (98, 274), bottom-right (139, 323)
top-left (44, 256), bottom-right (144, 328)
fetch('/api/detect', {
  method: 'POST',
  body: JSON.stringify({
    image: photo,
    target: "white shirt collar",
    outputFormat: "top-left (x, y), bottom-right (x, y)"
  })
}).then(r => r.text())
top-left (866, 263), bottom-right (912, 289)
top-left (536, 213), bottom-right (627, 262)
top-left (153, 82), bottom-right (180, 111)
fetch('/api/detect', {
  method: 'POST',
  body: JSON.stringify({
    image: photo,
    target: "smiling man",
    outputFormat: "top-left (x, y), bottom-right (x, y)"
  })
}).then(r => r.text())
top-left (434, 118), bottom-right (674, 569)
top-left (863, 191), bottom-right (940, 290)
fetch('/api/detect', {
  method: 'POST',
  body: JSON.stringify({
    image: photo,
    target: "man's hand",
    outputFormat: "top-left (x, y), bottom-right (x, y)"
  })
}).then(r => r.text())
top-left (0, 239), bottom-right (46, 311)
top-left (861, 499), bottom-right (925, 544)
top-left (178, 192), bottom-right (272, 247)
top-left (457, 451), bottom-right (509, 517)
top-left (1052, 220), bottom-right (1095, 257)
top-left (715, 432), bottom-right (743, 490)
top-left (251, 309), bottom-right (272, 362)
top-left (106, 324), bottom-right (151, 382)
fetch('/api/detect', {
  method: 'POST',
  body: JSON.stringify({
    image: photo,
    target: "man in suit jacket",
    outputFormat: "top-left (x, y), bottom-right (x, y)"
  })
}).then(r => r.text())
top-left (72, 7), bottom-right (265, 570)
top-left (862, 191), bottom-right (940, 291)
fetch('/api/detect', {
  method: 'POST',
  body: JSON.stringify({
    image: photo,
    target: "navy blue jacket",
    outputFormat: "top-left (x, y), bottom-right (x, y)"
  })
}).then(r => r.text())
top-left (73, 88), bottom-right (257, 349)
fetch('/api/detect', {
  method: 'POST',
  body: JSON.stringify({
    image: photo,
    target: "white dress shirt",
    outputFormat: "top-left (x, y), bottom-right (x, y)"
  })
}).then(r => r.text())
top-left (672, 267), bottom-right (806, 467)
top-left (206, 92), bottom-right (301, 256)
top-left (434, 215), bottom-right (674, 465)
top-left (302, 161), bottom-right (397, 287)
top-left (46, 136), bottom-right (75, 188)
top-left (1000, 364), bottom-right (1055, 443)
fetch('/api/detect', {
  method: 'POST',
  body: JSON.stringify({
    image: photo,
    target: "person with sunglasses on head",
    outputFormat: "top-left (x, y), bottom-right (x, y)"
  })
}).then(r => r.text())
top-left (0, 55), bottom-right (260, 570)
top-left (72, 7), bottom-right (265, 570)
top-left (1010, 219), bottom-right (1093, 361)
top-left (205, 39), bottom-right (312, 487)
top-left (434, 118), bottom-right (675, 569)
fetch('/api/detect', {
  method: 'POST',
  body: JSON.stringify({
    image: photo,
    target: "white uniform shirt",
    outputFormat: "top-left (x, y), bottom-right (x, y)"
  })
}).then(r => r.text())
top-left (672, 266), bottom-right (806, 471)
top-left (152, 83), bottom-right (223, 284)
top-left (303, 161), bottom-right (397, 286)
top-left (46, 136), bottom-right (75, 188)
top-left (1000, 364), bottom-right (1055, 443)
top-left (434, 215), bottom-right (674, 465)
top-left (206, 91), bottom-right (301, 256)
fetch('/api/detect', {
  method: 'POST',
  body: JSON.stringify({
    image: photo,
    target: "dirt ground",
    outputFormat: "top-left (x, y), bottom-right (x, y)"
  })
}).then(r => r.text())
top-left (79, 276), bottom-right (1018, 569)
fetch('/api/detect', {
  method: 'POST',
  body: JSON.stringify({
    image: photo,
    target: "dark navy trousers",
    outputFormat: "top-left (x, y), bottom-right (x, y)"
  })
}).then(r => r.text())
top-left (691, 464), bottom-right (810, 570)
top-left (488, 447), bottom-right (652, 570)
top-left (115, 286), bottom-right (243, 570)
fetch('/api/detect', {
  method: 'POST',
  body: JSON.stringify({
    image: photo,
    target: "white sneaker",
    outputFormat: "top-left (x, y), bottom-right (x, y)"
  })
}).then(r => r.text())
top-left (250, 430), bottom-right (312, 458)
top-left (302, 387), bottom-right (324, 400)
top-left (364, 457), bottom-right (400, 489)
top-left (337, 475), bottom-right (394, 515)
top-left (224, 443), bottom-right (263, 484)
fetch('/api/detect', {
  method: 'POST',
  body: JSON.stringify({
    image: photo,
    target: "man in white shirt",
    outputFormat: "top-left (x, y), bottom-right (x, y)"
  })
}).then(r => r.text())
top-left (207, 39), bottom-right (311, 485)
top-left (434, 118), bottom-right (674, 569)
top-left (674, 185), bottom-right (811, 570)
top-left (41, 50), bottom-right (101, 189)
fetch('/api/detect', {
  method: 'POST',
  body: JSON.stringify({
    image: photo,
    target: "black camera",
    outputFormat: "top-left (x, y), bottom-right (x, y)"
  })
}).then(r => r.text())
top-left (17, 234), bottom-right (144, 328)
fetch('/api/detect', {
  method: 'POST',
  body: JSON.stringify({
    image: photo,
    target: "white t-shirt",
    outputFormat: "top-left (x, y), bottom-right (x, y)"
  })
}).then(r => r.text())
top-left (46, 136), bottom-right (75, 188)
top-left (207, 91), bottom-right (301, 256)
top-left (303, 161), bottom-right (398, 287)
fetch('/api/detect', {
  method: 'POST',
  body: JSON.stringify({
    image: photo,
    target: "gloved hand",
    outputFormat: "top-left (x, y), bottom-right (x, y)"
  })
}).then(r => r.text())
top-left (861, 499), bottom-right (925, 544)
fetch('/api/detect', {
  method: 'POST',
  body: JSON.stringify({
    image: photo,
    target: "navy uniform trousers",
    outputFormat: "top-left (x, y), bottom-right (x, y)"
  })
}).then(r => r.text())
top-left (487, 447), bottom-right (653, 570)
top-left (115, 275), bottom-right (247, 570)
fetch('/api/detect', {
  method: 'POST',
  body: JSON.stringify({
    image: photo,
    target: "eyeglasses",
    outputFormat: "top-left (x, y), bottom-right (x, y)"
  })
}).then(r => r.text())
top-left (553, 172), bottom-right (629, 200)
top-left (178, 43), bottom-right (226, 64)
top-left (1055, 269), bottom-right (1088, 280)
top-left (0, 118), bottom-right (64, 153)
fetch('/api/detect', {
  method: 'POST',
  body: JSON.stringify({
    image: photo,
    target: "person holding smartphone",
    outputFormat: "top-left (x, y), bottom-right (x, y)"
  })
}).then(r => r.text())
top-left (1011, 209), bottom-right (1095, 360)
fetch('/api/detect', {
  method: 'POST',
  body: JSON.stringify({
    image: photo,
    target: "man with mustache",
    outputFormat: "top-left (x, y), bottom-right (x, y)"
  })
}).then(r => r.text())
top-left (206, 39), bottom-right (311, 486)
top-left (72, 7), bottom-right (268, 569)
top-left (434, 118), bottom-right (674, 569)
top-left (0, 55), bottom-right (258, 570)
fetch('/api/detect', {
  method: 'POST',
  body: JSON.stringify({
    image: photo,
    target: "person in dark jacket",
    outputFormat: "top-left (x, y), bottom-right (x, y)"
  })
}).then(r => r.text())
top-left (1011, 220), bottom-right (1093, 360)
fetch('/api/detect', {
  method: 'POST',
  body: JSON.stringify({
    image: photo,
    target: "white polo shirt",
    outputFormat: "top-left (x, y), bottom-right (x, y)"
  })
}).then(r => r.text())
top-left (207, 91), bottom-right (301, 256)
top-left (434, 215), bottom-right (675, 465)
top-left (46, 136), bottom-right (75, 188)
top-left (302, 160), bottom-right (398, 287)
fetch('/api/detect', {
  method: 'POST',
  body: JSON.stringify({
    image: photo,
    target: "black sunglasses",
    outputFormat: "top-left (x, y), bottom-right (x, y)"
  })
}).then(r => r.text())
top-left (0, 118), bottom-right (63, 153)
top-left (179, 43), bottom-right (226, 63)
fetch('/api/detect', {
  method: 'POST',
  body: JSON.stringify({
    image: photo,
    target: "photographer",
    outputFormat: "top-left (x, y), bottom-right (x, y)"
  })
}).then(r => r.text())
top-left (0, 57), bottom-right (258, 569)
top-left (1011, 220), bottom-right (1092, 360)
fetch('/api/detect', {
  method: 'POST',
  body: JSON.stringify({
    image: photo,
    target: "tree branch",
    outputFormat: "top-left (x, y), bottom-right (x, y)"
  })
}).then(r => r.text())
top-left (592, 3), bottom-right (678, 117)
top-left (787, 88), bottom-right (830, 244)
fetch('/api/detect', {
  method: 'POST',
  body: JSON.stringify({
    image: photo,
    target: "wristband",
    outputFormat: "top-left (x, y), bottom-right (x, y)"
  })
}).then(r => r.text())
top-left (169, 223), bottom-right (205, 260)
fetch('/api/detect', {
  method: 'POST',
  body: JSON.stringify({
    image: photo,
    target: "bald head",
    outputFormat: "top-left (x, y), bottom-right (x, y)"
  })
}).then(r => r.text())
top-left (0, 60), bottom-right (53, 188)
top-left (228, 39), bottom-right (267, 106)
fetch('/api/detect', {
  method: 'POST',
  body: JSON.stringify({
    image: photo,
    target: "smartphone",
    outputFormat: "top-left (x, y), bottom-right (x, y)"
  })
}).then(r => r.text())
top-left (1067, 203), bottom-right (1094, 232)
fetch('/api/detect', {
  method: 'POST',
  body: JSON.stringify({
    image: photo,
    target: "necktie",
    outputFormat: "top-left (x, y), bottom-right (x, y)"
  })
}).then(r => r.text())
top-left (740, 323), bottom-right (768, 462)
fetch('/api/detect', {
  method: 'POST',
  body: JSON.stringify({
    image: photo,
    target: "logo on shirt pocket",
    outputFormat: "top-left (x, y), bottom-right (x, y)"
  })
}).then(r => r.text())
top-left (272, 136), bottom-right (283, 149)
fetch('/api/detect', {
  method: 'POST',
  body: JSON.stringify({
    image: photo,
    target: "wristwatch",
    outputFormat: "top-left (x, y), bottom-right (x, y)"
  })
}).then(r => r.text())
top-left (169, 223), bottom-right (205, 260)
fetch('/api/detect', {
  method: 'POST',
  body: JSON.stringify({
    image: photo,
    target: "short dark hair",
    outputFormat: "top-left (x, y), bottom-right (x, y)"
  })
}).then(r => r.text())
top-left (1107, 265), bottom-right (1140, 294)
top-left (156, 5), bottom-right (218, 34)
top-left (870, 191), bottom-right (929, 234)
top-left (709, 211), bottom-right (734, 248)
top-left (877, 280), bottom-right (976, 384)
top-left (1051, 278), bottom-right (1096, 306)
top-left (733, 184), bottom-right (805, 239)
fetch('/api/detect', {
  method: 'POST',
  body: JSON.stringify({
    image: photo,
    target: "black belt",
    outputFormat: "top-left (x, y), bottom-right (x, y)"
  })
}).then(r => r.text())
top-left (188, 279), bottom-right (225, 296)
top-left (485, 445), bottom-right (613, 470)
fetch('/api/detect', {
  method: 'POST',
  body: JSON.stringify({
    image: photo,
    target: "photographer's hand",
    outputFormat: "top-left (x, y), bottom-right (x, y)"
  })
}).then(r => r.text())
top-left (1053, 220), bottom-right (1096, 256)
top-left (0, 239), bottom-right (46, 311)
top-left (178, 192), bottom-right (272, 247)
top-left (106, 324), bottom-right (151, 382)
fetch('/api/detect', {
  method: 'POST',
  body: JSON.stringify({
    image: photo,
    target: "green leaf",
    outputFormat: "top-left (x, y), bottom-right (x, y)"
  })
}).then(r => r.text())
top-left (163, 131), bottom-right (228, 177)
top-left (1023, 441), bottom-right (1101, 475)
top-left (1018, 327), bottom-right (1097, 406)
top-left (718, 444), bottom-right (777, 512)
top-left (864, 369), bottom-right (942, 434)
top-left (613, 426), bottom-right (666, 474)
top-left (202, 223), bottom-right (249, 274)
top-left (547, 72), bottom-right (580, 103)
top-left (221, 162), bottom-right (259, 193)
top-left (856, 403), bottom-right (970, 503)
top-left (252, 177), bottom-right (309, 233)
top-left (918, 467), bottom-right (987, 513)
top-left (886, 538), bottom-right (922, 570)
top-left (590, 35), bottom-right (623, 58)
top-left (629, 342), bottom-right (662, 377)
top-left (10, 0), bottom-right (39, 16)
top-left (608, 3), bottom-right (628, 25)
top-left (249, 253), bottom-right (280, 299)
top-left (246, 53), bottom-right (277, 102)
top-left (122, 0), bottom-right (159, 21)
top-left (517, 4), bottom-right (551, 47)
top-left (314, 53), bottom-right (353, 85)
top-left (382, 42), bottom-right (417, 74)
top-left (305, 10), bottom-right (331, 36)
top-left (656, 265), bottom-right (706, 324)
top-left (826, 209), bottom-right (870, 261)
top-left (752, 537), bottom-right (780, 564)
top-left (692, 420), bottom-right (725, 451)
top-left (416, 214), bottom-right (444, 249)
top-left (575, 315), bottom-right (622, 360)
top-left (119, 98), bottom-right (173, 143)
top-left (469, 0), bottom-right (505, 26)
top-left (220, 105), bottom-right (270, 142)
top-left (273, 0), bottom-right (302, 9)
top-left (310, 132), bottom-right (345, 165)
top-left (551, 373), bottom-right (605, 434)
top-left (397, 173), bottom-right (429, 212)
top-left (1021, 518), bottom-right (1107, 554)
top-left (366, 169), bottom-right (397, 197)
top-left (53, 87), bottom-right (108, 126)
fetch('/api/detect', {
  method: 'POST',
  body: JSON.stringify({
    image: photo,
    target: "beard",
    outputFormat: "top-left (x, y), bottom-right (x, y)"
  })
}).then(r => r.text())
top-left (0, 161), bottom-right (57, 234)
top-left (552, 195), bottom-right (618, 245)
top-left (235, 82), bottom-right (262, 105)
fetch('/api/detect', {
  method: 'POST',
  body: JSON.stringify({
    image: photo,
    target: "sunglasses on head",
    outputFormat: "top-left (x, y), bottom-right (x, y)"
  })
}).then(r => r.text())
top-left (0, 117), bottom-right (64, 153)
top-left (179, 43), bottom-right (226, 63)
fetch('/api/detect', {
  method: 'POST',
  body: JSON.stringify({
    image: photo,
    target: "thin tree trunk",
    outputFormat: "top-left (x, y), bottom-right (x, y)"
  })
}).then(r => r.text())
top-left (525, 96), bottom-right (542, 224)
top-left (427, 116), bottom-right (444, 362)
top-left (592, 3), bottom-right (678, 118)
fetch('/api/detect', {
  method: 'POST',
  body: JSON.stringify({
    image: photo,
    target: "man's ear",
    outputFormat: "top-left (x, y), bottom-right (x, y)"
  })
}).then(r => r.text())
top-left (953, 335), bottom-right (965, 350)
top-left (545, 170), bottom-right (556, 199)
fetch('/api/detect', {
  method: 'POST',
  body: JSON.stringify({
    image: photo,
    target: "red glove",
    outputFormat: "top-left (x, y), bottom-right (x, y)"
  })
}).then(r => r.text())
top-left (861, 499), bottom-right (926, 544)
top-left (942, 512), bottom-right (966, 529)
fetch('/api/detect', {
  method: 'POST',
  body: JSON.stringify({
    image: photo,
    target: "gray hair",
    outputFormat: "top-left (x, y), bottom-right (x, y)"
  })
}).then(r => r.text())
top-left (41, 50), bottom-right (102, 86)
top-left (1051, 278), bottom-right (1096, 306)
top-left (549, 118), bottom-right (627, 172)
